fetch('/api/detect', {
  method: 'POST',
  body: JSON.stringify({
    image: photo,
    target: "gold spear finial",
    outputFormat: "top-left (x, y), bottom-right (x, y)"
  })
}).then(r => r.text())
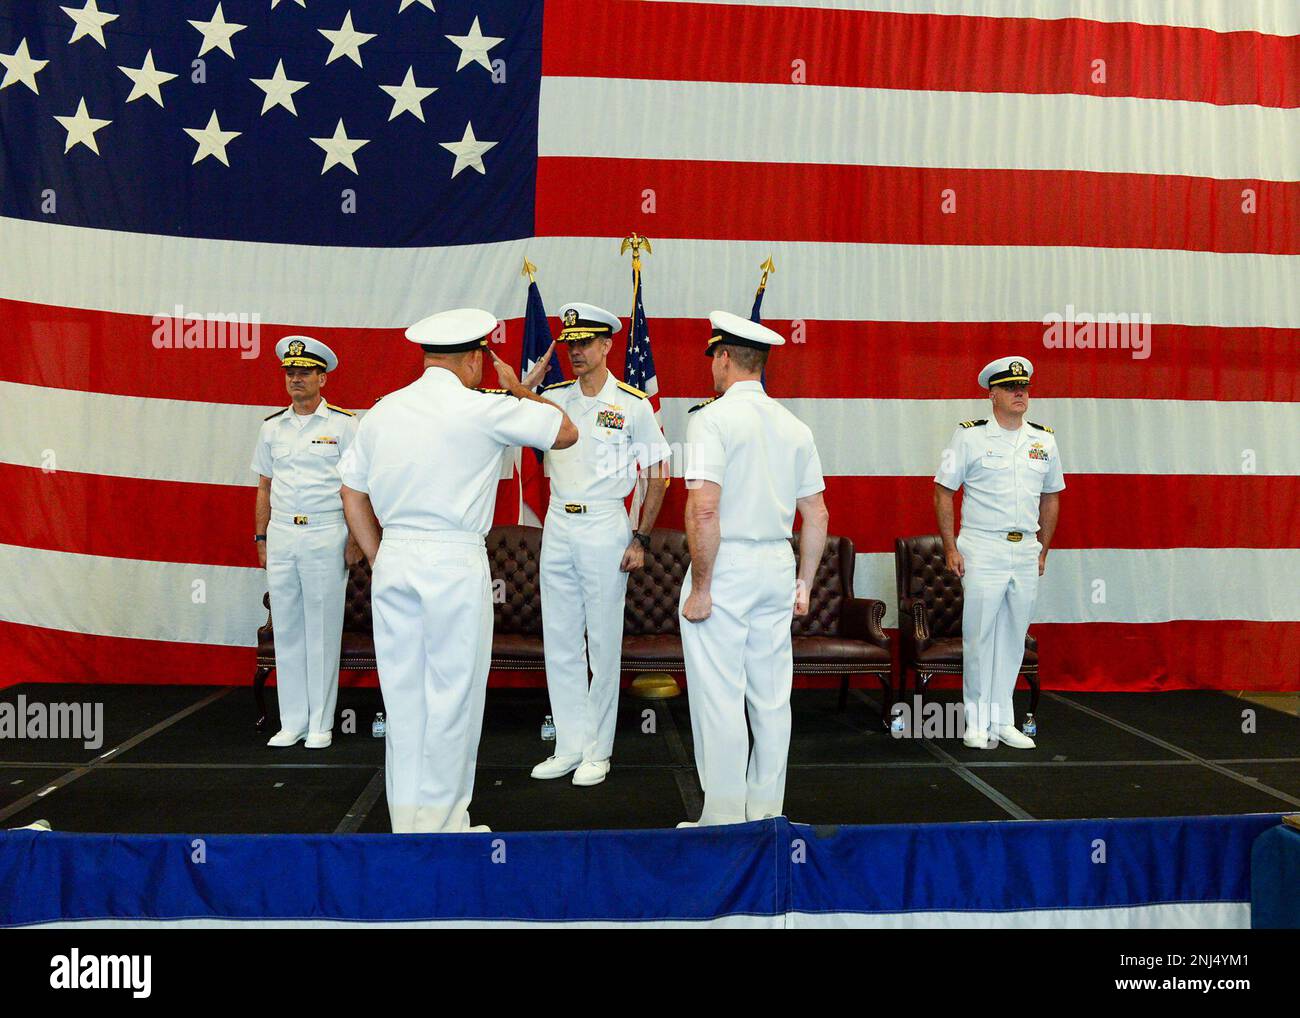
top-left (521, 256), bottom-right (537, 283)
top-left (757, 254), bottom-right (776, 293)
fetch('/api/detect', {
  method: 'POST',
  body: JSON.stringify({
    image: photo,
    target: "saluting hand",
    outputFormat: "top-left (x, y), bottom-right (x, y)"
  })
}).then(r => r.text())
top-left (682, 589), bottom-right (712, 623)
top-left (489, 350), bottom-right (521, 390)
top-left (520, 342), bottom-right (556, 390)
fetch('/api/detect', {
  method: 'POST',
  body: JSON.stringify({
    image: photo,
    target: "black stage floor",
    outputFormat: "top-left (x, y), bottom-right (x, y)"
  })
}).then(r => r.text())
top-left (2, 684), bottom-right (1299, 834)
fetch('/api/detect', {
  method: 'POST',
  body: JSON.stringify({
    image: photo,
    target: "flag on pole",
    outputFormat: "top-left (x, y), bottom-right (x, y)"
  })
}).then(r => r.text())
top-left (751, 255), bottom-right (775, 387)
top-left (517, 258), bottom-right (564, 526)
top-left (621, 235), bottom-right (659, 522)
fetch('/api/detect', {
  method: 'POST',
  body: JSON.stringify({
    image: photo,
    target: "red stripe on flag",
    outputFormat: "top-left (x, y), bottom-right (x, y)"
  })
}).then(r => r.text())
top-left (542, 0), bottom-right (1300, 107)
top-left (6, 300), bottom-right (1297, 403)
top-left (537, 158), bottom-right (1300, 254)
top-left (6, 465), bottom-right (1296, 567)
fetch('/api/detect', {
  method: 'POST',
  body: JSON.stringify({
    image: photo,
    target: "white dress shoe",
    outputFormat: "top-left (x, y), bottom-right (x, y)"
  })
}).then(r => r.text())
top-left (994, 724), bottom-right (1037, 749)
top-left (676, 821), bottom-right (700, 829)
top-left (10, 819), bottom-right (51, 832)
top-left (962, 728), bottom-right (989, 749)
top-left (266, 729), bottom-right (306, 748)
top-left (531, 754), bottom-right (582, 780)
top-left (304, 731), bottom-right (333, 750)
top-left (572, 759), bottom-right (611, 787)
top-left (465, 824), bottom-right (492, 833)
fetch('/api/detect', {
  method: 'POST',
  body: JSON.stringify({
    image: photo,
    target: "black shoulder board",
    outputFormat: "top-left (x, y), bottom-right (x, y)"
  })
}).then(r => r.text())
top-left (688, 397), bottom-right (717, 414)
top-left (958, 419), bottom-right (987, 429)
top-left (542, 379), bottom-right (575, 392)
top-left (264, 408), bottom-right (287, 421)
top-left (326, 404), bottom-right (356, 416)
top-left (475, 387), bottom-right (510, 395)
top-left (1029, 421), bottom-right (1054, 434)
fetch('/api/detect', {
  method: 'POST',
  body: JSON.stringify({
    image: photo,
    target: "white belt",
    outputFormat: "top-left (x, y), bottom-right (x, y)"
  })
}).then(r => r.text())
top-left (271, 509), bottom-right (344, 527)
top-left (548, 497), bottom-right (625, 515)
top-left (381, 528), bottom-right (484, 546)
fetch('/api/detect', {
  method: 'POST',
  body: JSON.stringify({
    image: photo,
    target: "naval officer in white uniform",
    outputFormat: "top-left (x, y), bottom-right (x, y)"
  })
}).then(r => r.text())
top-left (530, 303), bottom-right (671, 787)
top-left (933, 356), bottom-right (1065, 750)
top-left (678, 312), bottom-right (829, 827)
top-left (339, 310), bottom-right (577, 834)
top-left (252, 336), bottom-right (362, 749)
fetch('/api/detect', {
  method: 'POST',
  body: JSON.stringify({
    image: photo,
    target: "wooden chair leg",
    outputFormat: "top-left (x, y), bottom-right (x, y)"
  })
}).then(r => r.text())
top-left (254, 666), bottom-right (271, 731)
top-left (837, 674), bottom-right (850, 712)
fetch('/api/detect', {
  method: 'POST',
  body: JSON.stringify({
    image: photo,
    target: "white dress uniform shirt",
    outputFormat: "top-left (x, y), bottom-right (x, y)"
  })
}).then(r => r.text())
top-left (251, 400), bottom-right (359, 512)
top-left (933, 419), bottom-right (1066, 533)
top-left (338, 366), bottom-right (562, 532)
top-left (543, 373), bottom-right (670, 500)
top-left (683, 380), bottom-right (825, 538)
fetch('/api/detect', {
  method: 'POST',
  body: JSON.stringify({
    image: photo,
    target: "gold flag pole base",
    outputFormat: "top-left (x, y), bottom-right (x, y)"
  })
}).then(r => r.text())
top-left (628, 672), bottom-right (681, 699)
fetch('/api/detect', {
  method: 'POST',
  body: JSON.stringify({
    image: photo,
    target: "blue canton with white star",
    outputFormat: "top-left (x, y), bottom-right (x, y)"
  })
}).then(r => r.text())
top-left (0, 0), bottom-right (542, 246)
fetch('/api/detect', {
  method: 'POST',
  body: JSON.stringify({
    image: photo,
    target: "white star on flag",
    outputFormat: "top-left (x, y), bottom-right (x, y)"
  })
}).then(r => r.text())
top-left (184, 111), bottom-right (241, 166)
top-left (400, 0), bottom-right (436, 11)
top-left (189, 3), bottom-right (248, 59)
top-left (380, 67), bottom-right (437, 122)
top-left (250, 60), bottom-right (309, 116)
top-left (439, 121), bottom-right (496, 177)
top-left (320, 12), bottom-right (377, 68)
top-left (118, 51), bottom-right (178, 107)
top-left (0, 39), bottom-right (48, 95)
top-left (445, 17), bottom-right (503, 73)
top-left (53, 98), bottom-right (112, 155)
top-left (311, 119), bottom-right (369, 175)
top-left (271, 0), bottom-right (307, 8)
top-left (61, 1), bottom-right (119, 49)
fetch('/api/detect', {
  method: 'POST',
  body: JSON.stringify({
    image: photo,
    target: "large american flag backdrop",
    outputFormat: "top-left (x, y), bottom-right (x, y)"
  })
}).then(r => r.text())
top-left (1, 1), bottom-right (1296, 691)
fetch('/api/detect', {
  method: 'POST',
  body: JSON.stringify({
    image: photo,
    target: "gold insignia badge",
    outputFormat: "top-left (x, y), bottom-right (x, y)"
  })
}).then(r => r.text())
top-left (563, 309), bottom-right (578, 327)
top-left (288, 340), bottom-right (306, 357)
top-left (1010, 361), bottom-right (1025, 375)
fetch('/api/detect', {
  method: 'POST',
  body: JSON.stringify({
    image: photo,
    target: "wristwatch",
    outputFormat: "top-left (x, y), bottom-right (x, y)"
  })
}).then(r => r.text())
top-left (633, 531), bottom-right (650, 550)
top-left (254, 534), bottom-right (267, 543)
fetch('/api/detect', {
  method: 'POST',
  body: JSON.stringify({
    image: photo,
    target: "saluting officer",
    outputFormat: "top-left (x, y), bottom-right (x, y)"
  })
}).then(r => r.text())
top-left (933, 356), bottom-right (1065, 750)
top-left (678, 312), bottom-right (829, 827)
top-left (252, 336), bottom-right (361, 750)
top-left (339, 310), bottom-right (577, 834)
top-left (530, 303), bottom-right (671, 788)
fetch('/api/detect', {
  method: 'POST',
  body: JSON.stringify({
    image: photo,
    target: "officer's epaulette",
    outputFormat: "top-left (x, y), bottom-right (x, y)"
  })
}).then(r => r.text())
top-left (688, 397), bottom-right (718, 414)
top-left (542, 379), bottom-right (576, 392)
top-left (958, 419), bottom-right (987, 429)
top-left (616, 380), bottom-right (648, 400)
top-left (474, 387), bottom-right (510, 395)
top-left (1029, 421), bottom-right (1054, 434)
top-left (326, 403), bottom-right (355, 416)
top-left (264, 408), bottom-right (288, 421)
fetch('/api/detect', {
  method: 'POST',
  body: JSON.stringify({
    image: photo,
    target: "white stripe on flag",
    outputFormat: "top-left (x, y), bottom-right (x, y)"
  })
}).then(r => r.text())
top-left (4, 221), bottom-right (1297, 329)
top-left (540, 78), bottom-right (1300, 181)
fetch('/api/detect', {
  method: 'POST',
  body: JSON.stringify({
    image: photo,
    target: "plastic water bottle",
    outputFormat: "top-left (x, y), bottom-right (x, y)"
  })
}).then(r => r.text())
top-left (1022, 714), bottom-right (1037, 738)
top-left (541, 714), bottom-right (556, 741)
top-left (371, 712), bottom-right (386, 738)
top-left (889, 705), bottom-right (907, 736)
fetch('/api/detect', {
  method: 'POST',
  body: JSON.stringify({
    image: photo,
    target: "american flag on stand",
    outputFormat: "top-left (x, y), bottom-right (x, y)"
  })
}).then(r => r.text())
top-left (621, 238), bottom-right (659, 524)
top-left (0, 1), bottom-right (1296, 692)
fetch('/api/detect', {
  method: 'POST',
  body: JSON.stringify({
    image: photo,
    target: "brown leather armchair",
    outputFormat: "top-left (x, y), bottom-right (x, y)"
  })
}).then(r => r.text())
top-left (893, 534), bottom-right (1039, 726)
top-left (255, 527), bottom-right (894, 728)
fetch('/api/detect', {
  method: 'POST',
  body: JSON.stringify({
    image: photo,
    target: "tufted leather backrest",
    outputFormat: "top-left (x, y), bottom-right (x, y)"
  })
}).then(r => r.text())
top-left (338, 526), bottom-right (855, 638)
top-left (489, 525), bottom-right (544, 635)
top-left (894, 534), bottom-right (964, 637)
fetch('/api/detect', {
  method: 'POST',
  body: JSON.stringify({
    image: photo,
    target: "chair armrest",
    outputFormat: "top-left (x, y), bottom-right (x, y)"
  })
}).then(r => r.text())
top-left (900, 598), bottom-right (933, 653)
top-left (261, 591), bottom-right (272, 632)
top-left (841, 597), bottom-right (889, 649)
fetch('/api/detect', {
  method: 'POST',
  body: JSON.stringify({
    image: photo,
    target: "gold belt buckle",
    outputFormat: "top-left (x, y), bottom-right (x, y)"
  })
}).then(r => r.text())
top-left (1006, 531), bottom-right (1023, 543)
top-left (293, 515), bottom-right (309, 526)
top-left (564, 503), bottom-right (586, 514)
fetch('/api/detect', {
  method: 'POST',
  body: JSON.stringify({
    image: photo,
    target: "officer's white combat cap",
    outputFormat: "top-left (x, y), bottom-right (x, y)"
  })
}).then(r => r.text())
top-left (276, 335), bottom-right (338, 371)
top-left (557, 302), bottom-right (622, 341)
top-left (405, 308), bottom-right (498, 353)
top-left (705, 310), bottom-right (785, 355)
top-left (978, 356), bottom-right (1034, 388)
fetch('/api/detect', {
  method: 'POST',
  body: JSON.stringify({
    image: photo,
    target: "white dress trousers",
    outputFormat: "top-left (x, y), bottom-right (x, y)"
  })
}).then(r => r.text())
top-left (957, 528), bottom-right (1040, 733)
top-left (680, 538), bottom-right (797, 826)
top-left (371, 530), bottom-right (494, 834)
top-left (266, 511), bottom-right (348, 738)
top-left (540, 498), bottom-right (632, 763)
